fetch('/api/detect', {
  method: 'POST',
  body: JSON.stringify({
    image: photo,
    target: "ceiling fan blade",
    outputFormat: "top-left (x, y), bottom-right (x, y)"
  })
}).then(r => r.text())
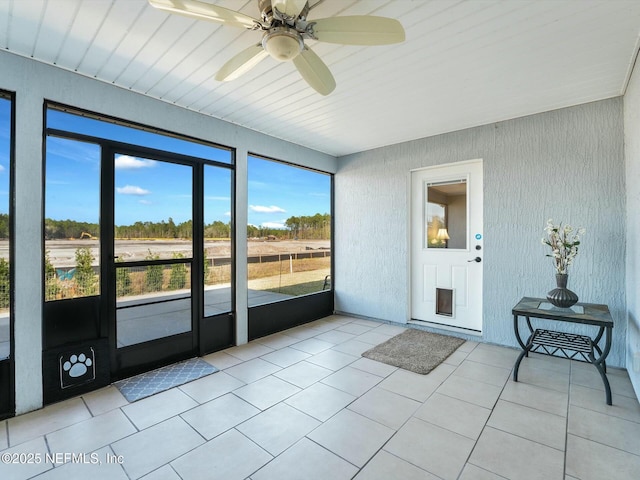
top-left (272, 0), bottom-right (307, 18)
top-left (311, 16), bottom-right (405, 45)
top-left (148, 0), bottom-right (259, 29)
top-left (292, 46), bottom-right (336, 95)
top-left (215, 44), bottom-right (269, 81)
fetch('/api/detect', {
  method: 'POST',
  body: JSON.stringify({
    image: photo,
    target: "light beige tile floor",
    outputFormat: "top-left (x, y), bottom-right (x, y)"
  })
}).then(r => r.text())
top-left (1, 314), bottom-right (639, 480)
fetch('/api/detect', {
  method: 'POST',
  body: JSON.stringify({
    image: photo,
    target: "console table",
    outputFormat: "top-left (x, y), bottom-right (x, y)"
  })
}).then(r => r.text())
top-left (512, 297), bottom-right (614, 405)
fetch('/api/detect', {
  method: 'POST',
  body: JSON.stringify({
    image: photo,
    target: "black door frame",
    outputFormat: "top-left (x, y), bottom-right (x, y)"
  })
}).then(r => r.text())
top-left (103, 144), bottom-right (238, 379)
top-left (0, 90), bottom-right (14, 419)
top-left (45, 120), bottom-right (235, 383)
top-left (103, 145), bottom-right (196, 378)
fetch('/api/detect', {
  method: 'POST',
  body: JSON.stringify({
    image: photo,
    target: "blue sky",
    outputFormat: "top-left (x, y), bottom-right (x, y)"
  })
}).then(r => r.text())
top-left (41, 109), bottom-right (330, 228)
top-left (0, 98), bottom-right (9, 215)
top-left (248, 156), bottom-right (330, 229)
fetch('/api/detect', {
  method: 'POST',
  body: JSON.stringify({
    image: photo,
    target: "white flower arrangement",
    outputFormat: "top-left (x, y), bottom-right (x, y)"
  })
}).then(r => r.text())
top-left (541, 219), bottom-right (585, 274)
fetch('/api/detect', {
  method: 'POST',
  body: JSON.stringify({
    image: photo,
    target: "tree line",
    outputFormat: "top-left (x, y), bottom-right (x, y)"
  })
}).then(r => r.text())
top-left (0, 213), bottom-right (10, 239)
top-left (246, 213), bottom-right (330, 239)
top-left (284, 213), bottom-right (331, 239)
top-left (42, 213), bottom-right (331, 240)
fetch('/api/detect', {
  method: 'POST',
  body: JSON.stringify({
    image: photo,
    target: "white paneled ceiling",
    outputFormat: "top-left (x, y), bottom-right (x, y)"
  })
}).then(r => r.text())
top-left (1, 0), bottom-right (639, 156)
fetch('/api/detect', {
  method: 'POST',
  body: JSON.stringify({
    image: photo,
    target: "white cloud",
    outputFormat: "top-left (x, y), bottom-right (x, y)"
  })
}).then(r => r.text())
top-left (115, 155), bottom-right (156, 169)
top-left (249, 205), bottom-right (286, 213)
top-left (138, 199), bottom-right (152, 205)
top-left (262, 222), bottom-right (286, 229)
top-left (224, 211), bottom-right (231, 217)
top-left (117, 185), bottom-right (151, 196)
top-left (0, 165), bottom-right (5, 173)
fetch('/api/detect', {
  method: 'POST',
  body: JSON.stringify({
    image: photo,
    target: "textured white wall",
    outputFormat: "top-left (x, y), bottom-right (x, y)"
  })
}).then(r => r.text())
top-left (624, 61), bottom-right (640, 398)
top-left (0, 50), bottom-right (336, 413)
top-left (336, 99), bottom-right (627, 367)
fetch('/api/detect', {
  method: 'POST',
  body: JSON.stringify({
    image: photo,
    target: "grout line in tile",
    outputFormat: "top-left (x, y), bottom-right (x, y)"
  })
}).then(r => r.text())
top-left (565, 428), bottom-right (640, 461)
top-left (430, 344), bottom-right (582, 478)
top-left (478, 400), bottom-right (568, 455)
top-left (564, 361), bottom-right (575, 475)
top-left (567, 380), bottom-right (640, 425)
top-left (465, 460), bottom-right (512, 479)
top-left (232, 426), bottom-right (276, 476)
top-left (103, 444), bottom-right (130, 478)
top-left (462, 357), bottom-right (513, 372)
top-left (79, 395), bottom-right (93, 418)
top-left (118, 405), bottom-right (141, 434)
top-left (303, 434), bottom-right (361, 469)
top-left (459, 364), bottom-right (514, 478)
top-left (432, 390), bottom-right (495, 414)
top-left (43, 433), bottom-right (52, 458)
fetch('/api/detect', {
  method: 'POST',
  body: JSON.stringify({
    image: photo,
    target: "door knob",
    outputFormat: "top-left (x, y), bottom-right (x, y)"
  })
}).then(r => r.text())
top-left (468, 257), bottom-right (481, 263)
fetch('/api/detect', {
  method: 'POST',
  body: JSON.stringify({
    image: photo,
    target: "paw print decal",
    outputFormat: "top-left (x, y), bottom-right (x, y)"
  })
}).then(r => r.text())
top-left (59, 348), bottom-right (96, 388)
top-left (63, 353), bottom-right (93, 378)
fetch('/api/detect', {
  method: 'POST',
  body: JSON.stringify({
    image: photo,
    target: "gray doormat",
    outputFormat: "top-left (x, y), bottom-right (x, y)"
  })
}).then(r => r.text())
top-left (115, 358), bottom-right (218, 402)
top-left (362, 329), bottom-right (465, 375)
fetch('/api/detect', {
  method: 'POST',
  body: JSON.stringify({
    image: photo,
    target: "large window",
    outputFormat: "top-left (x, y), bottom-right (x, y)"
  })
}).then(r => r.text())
top-left (204, 165), bottom-right (233, 317)
top-left (0, 94), bottom-right (12, 360)
top-left (44, 136), bottom-right (101, 300)
top-left (247, 155), bottom-right (332, 307)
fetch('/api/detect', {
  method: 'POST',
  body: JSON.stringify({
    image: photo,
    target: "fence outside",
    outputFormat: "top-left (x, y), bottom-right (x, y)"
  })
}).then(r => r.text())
top-left (42, 250), bottom-right (332, 303)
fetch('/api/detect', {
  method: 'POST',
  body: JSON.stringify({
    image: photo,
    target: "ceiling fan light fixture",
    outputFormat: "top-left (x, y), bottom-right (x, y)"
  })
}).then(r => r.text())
top-left (262, 27), bottom-right (304, 61)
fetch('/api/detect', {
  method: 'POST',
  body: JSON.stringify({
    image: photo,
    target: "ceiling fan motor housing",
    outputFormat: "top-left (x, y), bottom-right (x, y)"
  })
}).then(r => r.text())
top-left (262, 27), bottom-right (304, 61)
top-left (258, 0), bottom-right (310, 24)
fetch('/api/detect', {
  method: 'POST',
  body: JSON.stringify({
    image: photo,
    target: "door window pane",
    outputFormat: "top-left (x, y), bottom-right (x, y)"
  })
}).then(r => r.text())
top-left (44, 137), bottom-right (101, 300)
top-left (0, 96), bottom-right (11, 359)
top-left (115, 156), bottom-right (193, 347)
top-left (248, 156), bottom-right (332, 306)
top-left (204, 166), bottom-right (232, 316)
top-left (425, 180), bottom-right (467, 249)
top-left (116, 262), bottom-right (192, 347)
top-left (115, 155), bottom-right (193, 260)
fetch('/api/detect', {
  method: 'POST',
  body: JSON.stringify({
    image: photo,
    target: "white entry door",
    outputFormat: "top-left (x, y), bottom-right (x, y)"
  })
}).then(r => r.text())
top-left (411, 159), bottom-right (483, 332)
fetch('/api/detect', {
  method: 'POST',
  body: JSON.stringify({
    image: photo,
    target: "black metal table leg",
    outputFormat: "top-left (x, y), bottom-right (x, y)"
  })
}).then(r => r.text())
top-left (514, 314), bottom-right (526, 350)
top-left (592, 326), bottom-right (607, 373)
top-left (591, 325), bottom-right (613, 405)
top-left (513, 313), bottom-right (533, 381)
top-left (513, 343), bottom-right (531, 382)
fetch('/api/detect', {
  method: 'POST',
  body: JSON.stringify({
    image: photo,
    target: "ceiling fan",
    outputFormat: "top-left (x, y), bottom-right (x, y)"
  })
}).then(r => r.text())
top-left (148, 0), bottom-right (405, 95)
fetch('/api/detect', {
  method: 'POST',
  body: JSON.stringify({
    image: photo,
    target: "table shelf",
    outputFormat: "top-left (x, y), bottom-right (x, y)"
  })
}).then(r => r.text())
top-left (528, 329), bottom-right (592, 362)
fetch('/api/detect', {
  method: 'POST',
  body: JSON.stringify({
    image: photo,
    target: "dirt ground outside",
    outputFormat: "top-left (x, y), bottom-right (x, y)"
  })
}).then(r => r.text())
top-left (34, 238), bottom-right (330, 267)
